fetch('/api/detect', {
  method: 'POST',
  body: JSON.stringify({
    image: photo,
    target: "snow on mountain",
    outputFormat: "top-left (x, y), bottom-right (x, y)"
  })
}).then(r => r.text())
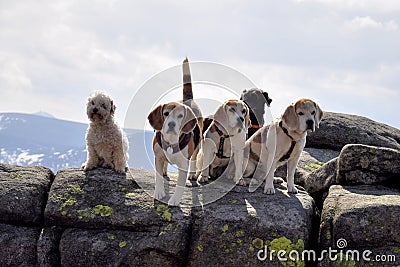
top-left (0, 113), bottom-right (155, 172)
top-left (32, 111), bottom-right (56, 119)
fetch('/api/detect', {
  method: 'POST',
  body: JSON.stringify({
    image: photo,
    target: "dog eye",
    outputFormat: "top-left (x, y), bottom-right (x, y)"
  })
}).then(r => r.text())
top-left (177, 114), bottom-right (183, 119)
top-left (298, 112), bottom-right (304, 116)
top-left (229, 107), bottom-right (236, 112)
top-left (311, 111), bottom-right (316, 115)
top-left (101, 104), bottom-right (106, 108)
top-left (163, 112), bottom-right (169, 116)
top-left (242, 109), bottom-right (246, 114)
top-left (91, 101), bottom-right (95, 105)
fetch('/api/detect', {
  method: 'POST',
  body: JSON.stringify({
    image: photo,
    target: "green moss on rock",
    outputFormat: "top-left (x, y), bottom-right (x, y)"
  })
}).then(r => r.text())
top-left (93, 205), bottom-right (113, 217)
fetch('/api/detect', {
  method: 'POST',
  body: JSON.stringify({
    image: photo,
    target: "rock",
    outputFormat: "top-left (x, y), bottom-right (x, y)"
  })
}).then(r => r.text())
top-left (0, 163), bottom-right (54, 225)
top-left (45, 168), bottom-right (192, 266)
top-left (319, 185), bottom-right (400, 258)
top-left (59, 227), bottom-right (190, 267)
top-left (37, 226), bottom-right (64, 267)
top-left (275, 148), bottom-right (339, 186)
top-left (0, 223), bottom-right (41, 266)
top-left (307, 112), bottom-right (400, 151)
top-left (337, 144), bottom-right (400, 187)
top-left (44, 168), bottom-right (191, 231)
top-left (304, 158), bottom-right (338, 195)
top-left (188, 183), bottom-right (317, 266)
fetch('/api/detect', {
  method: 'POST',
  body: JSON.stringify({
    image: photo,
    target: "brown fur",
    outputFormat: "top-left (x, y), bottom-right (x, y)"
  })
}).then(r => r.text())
top-left (196, 100), bottom-right (250, 185)
top-left (82, 91), bottom-right (129, 174)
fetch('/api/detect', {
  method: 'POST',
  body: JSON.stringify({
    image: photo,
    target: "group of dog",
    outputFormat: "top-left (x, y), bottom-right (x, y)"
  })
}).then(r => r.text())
top-left (82, 58), bottom-right (323, 206)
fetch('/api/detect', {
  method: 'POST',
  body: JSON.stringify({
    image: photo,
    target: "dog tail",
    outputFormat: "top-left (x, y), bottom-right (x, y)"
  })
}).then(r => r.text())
top-left (182, 57), bottom-right (193, 101)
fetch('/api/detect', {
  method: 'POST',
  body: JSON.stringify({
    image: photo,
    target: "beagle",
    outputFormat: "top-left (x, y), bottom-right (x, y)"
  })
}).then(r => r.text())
top-left (243, 98), bottom-right (323, 194)
top-left (196, 100), bottom-right (251, 185)
top-left (148, 102), bottom-right (200, 205)
top-left (147, 58), bottom-right (202, 206)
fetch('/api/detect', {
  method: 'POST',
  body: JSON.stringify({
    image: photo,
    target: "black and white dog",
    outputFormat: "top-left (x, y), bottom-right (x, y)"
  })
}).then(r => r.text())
top-left (240, 88), bottom-right (272, 139)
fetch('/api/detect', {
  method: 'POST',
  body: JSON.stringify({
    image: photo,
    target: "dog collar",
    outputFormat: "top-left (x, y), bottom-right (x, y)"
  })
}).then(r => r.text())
top-left (250, 124), bottom-right (263, 129)
top-left (156, 131), bottom-right (191, 154)
top-left (215, 124), bottom-right (234, 159)
top-left (278, 120), bottom-right (297, 162)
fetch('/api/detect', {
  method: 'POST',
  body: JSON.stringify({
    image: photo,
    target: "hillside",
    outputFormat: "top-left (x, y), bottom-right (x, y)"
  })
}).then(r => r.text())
top-left (0, 113), bottom-right (154, 172)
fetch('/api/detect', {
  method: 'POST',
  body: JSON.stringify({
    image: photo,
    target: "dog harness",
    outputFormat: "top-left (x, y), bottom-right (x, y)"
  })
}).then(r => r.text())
top-left (156, 124), bottom-right (200, 154)
top-left (278, 121), bottom-right (297, 162)
top-left (214, 125), bottom-right (234, 159)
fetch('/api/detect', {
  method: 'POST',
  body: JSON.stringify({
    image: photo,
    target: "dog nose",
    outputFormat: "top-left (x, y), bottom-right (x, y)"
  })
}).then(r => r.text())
top-left (306, 120), bottom-right (314, 129)
top-left (168, 121), bottom-right (176, 128)
top-left (93, 107), bottom-right (98, 114)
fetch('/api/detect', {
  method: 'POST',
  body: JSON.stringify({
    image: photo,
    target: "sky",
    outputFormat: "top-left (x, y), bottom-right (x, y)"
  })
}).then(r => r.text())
top-left (0, 0), bottom-right (399, 129)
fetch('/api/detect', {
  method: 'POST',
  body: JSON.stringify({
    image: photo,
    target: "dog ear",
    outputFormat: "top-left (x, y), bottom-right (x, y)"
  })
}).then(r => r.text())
top-left (240, 89), bottom-right (247, 100)
top-left (181, 107), bottom-right (197, 133)
top-left (110, 100), bottom-right (116, 115)
top-left (263, 92), bottom-right (272, 106)
top-left (147, 104), bottom-right (164, 131)
top-left (314, 102), bottom-right (323, 128)
top-left (244, 104), bottom-right (252, 129)
top-left (213, 102), bottom-right (228, 129)
top-left (282, 104), bottom-right (299, 131)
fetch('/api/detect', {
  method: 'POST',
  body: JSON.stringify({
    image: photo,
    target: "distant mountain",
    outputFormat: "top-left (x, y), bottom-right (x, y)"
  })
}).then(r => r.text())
top-left (0, 113), bottom-right (155, 172)
top-left (32, 111), bottom-right (56, 119)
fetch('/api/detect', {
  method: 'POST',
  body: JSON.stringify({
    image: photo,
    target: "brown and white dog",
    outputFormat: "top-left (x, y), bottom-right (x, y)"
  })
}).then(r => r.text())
top-left (147, 58), bottom-right (202, 206)
top-left (243, 98), bottom-right (323, 194)
top-left (196, 100), bottom-right (250, 184)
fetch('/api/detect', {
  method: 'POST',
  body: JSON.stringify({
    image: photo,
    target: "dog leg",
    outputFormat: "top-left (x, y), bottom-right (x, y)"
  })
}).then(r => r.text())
top-left (233, 149), bottom-right (245, 185)
top-left (263, 160), bottom-right (278, 194)
top-left (197, 139), bottom-right (214, 183)
top-left (162, 161), bottom-right (169, 179)
top-left (82, 145), bottom-right (100, 171)
top-left (154, 158), bottom-right (166, 200)
top-left (287, 155), bottom-right (300, 194)
top-left (188, 146), bottom-right (199, 181)
top-left (168, 169), bottom-right (188, 206)
top-left (113, 145), bottom-right (127, 174)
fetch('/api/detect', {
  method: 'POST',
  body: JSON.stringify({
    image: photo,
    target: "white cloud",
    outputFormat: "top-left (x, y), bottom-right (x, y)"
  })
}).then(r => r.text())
top-left (0, 0), bottom-right (399, 129)
top-left (295, 0), bottom-right (400, 13)
top-left (348, 16), bottom-right (399, 31)
top-left (233, 61), bottom-right (400, 127)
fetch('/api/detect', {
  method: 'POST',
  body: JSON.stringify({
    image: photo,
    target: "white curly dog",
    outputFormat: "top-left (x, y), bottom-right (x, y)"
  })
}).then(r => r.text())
top-left (82, 91), bottom-right (129, 173)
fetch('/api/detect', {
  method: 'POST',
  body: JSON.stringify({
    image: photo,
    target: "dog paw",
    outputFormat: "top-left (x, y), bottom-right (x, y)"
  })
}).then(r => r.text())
top-left (188, 172), bottom-right (198, 181)
top-left (154, 189), bottom-right (166, 200)
top-left (82, 164), bottom-right (94, 172)
top-left (236, 178), bottom-right (245, 186)
top-left (168, 194), bottom-right (181, 206)
top-left (186, 180), bottom-right (194, 187)
top-left (197, 175), bottom-right (209, 183)
top-left (264, 187), bottom-right (276, 195)
top-left (287, 185), bottom-right (298, 194)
